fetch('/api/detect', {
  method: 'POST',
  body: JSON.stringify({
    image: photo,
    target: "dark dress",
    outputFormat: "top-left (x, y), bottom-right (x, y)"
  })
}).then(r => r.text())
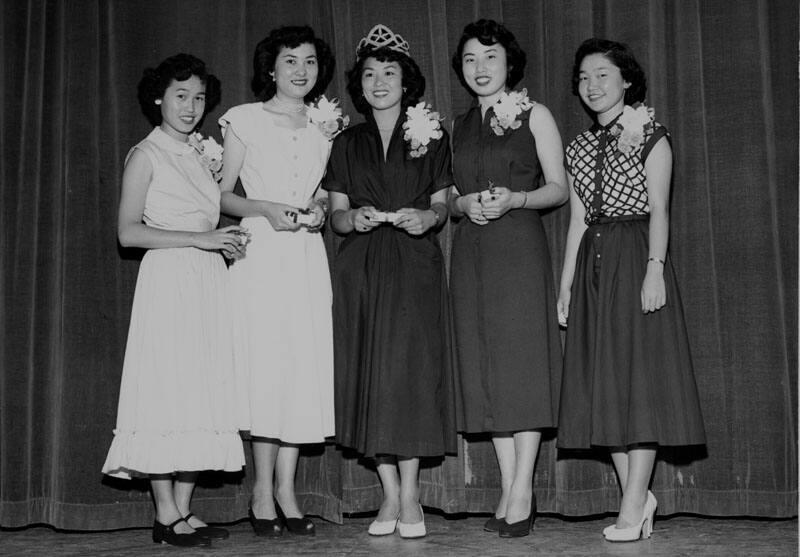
top-left (450, 102), bottom-right (562, 433)
top-left (324, 113), bottom-right (457, 458)
top-left (557, 116), bottom-right (706, 448)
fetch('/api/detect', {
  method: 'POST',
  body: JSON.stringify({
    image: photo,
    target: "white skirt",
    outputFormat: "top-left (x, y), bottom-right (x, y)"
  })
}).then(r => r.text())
top-left (102, 247), bottom-right (245, 479)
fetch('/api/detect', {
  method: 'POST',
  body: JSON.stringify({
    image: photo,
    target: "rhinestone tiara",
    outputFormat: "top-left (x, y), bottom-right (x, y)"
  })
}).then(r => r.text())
top-left (356, 24), bottom-right (410, 58)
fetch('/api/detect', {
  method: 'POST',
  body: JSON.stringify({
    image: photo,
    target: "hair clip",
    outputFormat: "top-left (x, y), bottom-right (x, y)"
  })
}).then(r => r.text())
top-left (356, 24), bottom-right (410, 58)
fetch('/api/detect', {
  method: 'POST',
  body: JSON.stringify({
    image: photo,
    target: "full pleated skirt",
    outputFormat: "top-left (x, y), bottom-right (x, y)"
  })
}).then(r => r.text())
top-left (557, 217), bottom-right (706, 448)
top-left (333, 228), bottom-right (457, 458)
top-left (103, 248), bottom-right (245, 478)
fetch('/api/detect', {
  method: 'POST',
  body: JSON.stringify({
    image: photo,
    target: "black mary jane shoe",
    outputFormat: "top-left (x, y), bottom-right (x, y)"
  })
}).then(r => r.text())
top-left (152, 518), bottom-right (211, 547)
top-left (483, 515), bottom-right (505, 532)
top-left (498, 494), bottom-right (537, 539)
top-left (249, 507), bottom-right (284, 537)
top-left (184, 512), bottom-right (230, 540)
top-left (275, 500), bottom-right (315, 536)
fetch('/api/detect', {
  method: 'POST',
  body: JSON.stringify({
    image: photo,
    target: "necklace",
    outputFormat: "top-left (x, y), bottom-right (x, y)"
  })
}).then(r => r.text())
top-left (270, 96), bottom-right (305, 114)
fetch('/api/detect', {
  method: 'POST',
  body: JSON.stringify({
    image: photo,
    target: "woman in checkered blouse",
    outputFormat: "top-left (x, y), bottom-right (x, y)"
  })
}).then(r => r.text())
top-left (556, 38), bottom-right (705, 543)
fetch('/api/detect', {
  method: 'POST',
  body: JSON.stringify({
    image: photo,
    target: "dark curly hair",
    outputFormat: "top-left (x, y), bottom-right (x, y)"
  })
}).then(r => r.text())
top-left (251, 26), bottom-right (335, 103)
top-left (451, 19), bottom-right (526, 95)
top-left (345, 46), bottom-right (425, 116)
top-left (137, 53), bottom-right (221, 127)
top-left (571, 38), bottom-right (647, 105)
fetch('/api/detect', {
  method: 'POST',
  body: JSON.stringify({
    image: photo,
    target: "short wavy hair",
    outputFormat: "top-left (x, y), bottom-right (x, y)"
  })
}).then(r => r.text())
top-left (345, 46), bottom-right (425, 116)
top-left (571, 38), bottom-right (647, 105)
top-left (137, 53), bottom-right (221, 127)
top-left (251, 25), bottom-right (335, 103)
top-left (451, 19), bottom-right (526, 94)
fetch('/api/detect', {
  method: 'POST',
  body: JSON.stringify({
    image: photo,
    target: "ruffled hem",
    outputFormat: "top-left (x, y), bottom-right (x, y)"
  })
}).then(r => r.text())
top-left (102, 429), bottom-right (245, 479)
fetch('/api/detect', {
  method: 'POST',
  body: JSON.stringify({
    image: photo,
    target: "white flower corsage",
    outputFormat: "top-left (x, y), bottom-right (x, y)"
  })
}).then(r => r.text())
top-left (489, 88), bottom-right (533, 136)
top-left (189, 132), bottom-right (224, 181)
top-left (610, 103), bottom-right (655, 155)
top-left (403, 101), bottom-right (443, 158)
top-left (307, 95), bottom-right (350, 140)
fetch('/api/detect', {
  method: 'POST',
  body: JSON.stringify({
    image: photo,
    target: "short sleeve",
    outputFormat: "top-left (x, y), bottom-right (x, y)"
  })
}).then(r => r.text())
top-left (427, 128), bottom-right (453, 195)
top-left (564, 140), bottom-right (578, 176)
top-left (322, 131), bottom-right (351, 195)
top-left (218, 104), bottom-right (251, 144)
top-left (641, 123), bottom-right (671, 162)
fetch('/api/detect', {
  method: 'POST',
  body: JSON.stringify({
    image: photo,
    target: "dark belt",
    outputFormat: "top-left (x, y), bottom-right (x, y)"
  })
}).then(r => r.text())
top-left (589, 214), bottom-right (649, 225)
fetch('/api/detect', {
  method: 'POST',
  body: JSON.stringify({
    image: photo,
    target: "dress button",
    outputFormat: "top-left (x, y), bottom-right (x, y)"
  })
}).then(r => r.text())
top-left (293, 155), bottom-right (298, 160)
top-left (595, 232), bottom-right (601, 237)
top-left (596, 254), bottom-right (601, 259)
top-left (292, 136), bottom-right (297, 141)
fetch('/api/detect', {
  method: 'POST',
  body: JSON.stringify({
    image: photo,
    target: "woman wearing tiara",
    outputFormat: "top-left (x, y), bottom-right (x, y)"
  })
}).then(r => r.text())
top-left (448, 19), bottom-right (568, 538)
top-left (325, 24), bottom-right (456, 539)
top-left (217, 26), bottom-right (336, 537)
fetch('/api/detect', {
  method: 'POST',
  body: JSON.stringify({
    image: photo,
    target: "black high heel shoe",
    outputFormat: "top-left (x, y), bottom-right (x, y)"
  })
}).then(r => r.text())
top-left (184, 512), bottom-right (230, 540)
top-left (248, 507), bottom-right (284, 538)
top-left (498, 493), bottom-right (537, 538)
top-left (275, 499), bottom-right (315, 536)
top-left (152, 518), bottom-right (211, 547)
top-left (483, 515), bottom-right (505, 532)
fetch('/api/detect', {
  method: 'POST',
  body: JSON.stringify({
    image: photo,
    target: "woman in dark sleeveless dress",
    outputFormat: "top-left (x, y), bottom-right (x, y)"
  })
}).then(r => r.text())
top-left (557, 38), bottom-right (705, 542)
top-left (449, 19), bottom-right (568, 538)
top-left (325, 24), bottom-right (456, 540)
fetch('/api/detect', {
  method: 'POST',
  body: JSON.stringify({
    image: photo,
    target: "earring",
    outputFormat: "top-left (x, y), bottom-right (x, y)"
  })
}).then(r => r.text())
top-left (154, 99), bottom-right (162, 105)
top-left (402, 87), bottom-right (407, 93)
top-left (270, 73), bottom-right (276, 82)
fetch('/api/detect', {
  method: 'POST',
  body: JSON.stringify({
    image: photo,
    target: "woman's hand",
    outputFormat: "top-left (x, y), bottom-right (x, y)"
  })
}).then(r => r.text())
top-left (458, 193), bottom-right (488, 225)
top-left (353, 206), bottom-right (381, 233)
top-left (263, 201), bottom-right (302, 232)
top-left (480, 186), bottom-right (518, 220)
top-left (304, 201), bottom-right (327, 231)
top-left (194, 225), bottom-right (249, 257)
top-left (641, 264), bottom-right (667, 313)
top-left (557, 289), bottom-right (571, 327)
top-left (394, 208), bottom-right (436, 236)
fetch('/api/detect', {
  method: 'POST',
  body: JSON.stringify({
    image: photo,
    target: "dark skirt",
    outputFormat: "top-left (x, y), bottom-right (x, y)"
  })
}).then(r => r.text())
top-left (557, 216), bottom-right (706, 448)
top-left (333, 227), bottom-right (457, 458)
top-left (450, 210), bottom-right (562, 433)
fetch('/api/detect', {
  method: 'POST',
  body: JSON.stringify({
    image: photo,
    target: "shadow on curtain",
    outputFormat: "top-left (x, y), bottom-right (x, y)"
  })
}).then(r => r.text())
top-left (0, 0), bottom-right (796, 529)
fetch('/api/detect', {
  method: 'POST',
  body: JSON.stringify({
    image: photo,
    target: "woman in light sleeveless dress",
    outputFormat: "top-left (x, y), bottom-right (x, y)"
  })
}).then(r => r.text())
top-left (102, 54), bottom-right (246, 548)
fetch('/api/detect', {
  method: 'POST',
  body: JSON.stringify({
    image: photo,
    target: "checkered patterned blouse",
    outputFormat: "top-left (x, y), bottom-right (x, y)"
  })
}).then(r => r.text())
top-left (566, 119), bottom-right (669, 224)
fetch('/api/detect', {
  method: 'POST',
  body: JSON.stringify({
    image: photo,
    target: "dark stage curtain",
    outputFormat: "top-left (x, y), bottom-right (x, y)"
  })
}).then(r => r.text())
top-left (1, 0), bottom-right (796, 529)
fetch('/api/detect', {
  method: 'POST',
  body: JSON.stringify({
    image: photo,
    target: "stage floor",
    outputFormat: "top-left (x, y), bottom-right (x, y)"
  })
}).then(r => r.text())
top-left (2, 513), bottom-right (796, 556)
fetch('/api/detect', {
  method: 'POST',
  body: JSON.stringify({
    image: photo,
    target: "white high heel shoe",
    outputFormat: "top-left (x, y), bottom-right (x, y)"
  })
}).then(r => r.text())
top-left (397, 504), bottom-right (426, 539)
top-left (603, 491), bottom-right (657, 542)
top-left (368, 514), bottom-right (399, 536)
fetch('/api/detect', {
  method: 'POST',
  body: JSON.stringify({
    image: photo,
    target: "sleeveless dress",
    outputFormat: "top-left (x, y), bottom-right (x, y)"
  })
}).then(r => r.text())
top-left (102, 127), bottom-right (245, 479)
top-left (557, 116), bottom-right (706, 448)
top-left (450, 103), bottom-right (562, 433)
top-left (324, 115), bottom-right (457, 458)
top-left (218, 103), bottom-right (335, 444)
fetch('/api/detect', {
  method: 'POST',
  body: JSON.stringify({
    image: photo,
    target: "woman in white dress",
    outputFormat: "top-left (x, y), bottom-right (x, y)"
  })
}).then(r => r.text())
top-left (102, 54), bottom-right (247, 548)
top-left (217, 26), bottom-right (336, 537)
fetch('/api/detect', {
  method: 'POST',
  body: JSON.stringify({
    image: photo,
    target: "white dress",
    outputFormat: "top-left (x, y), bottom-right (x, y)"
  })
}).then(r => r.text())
top-left (219, 103), bottom-right (335, 444)
top-left (102, 127), bottom-right (245, 479)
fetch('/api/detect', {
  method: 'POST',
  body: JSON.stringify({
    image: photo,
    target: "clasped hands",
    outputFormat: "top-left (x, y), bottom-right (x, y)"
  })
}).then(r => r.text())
top-left (458, 185), bottom-right (519, 226)
top-left (351, 206), bottom-right (436, 236)
top-left (263, 200), bottom-right (326, 232)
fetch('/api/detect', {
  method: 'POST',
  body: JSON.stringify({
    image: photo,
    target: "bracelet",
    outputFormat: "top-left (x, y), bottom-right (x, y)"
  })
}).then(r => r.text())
top-left (647, 256), bottom-right (665, 265)
top-left (519, 190), bottom-right (528, 209)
